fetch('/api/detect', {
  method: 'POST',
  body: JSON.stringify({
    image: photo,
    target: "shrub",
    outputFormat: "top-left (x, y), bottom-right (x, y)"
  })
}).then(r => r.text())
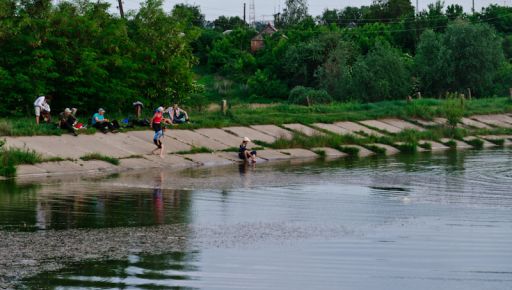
top-left (288, 86), bottom-right (333, 106)
top-left (465, 138), bottom-right (484, 149)
top-left (338, 146), bottom-right (360, 157)
top-left (80, 153), bottom-right (120, 165)
top-left (443, 94), bottom-right (465, 128)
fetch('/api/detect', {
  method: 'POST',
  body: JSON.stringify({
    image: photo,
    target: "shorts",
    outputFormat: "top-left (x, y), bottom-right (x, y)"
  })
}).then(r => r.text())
top-left (153, 130), bottom-right (163, 141)
top-left (34, 106), bottom-right (41, 117)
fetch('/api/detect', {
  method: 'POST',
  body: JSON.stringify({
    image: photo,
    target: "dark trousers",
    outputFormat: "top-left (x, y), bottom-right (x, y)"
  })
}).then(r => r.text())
top-left (93, 122), bottom-right (115, 132)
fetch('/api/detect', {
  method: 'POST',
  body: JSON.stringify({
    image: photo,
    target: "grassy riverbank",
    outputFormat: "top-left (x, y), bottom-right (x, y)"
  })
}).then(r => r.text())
top-left (1, 98), bottom-right (512, 137)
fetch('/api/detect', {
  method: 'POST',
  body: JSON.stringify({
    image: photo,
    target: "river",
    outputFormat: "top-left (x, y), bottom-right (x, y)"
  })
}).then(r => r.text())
top-left (1, 148), bottom-right (512, 289)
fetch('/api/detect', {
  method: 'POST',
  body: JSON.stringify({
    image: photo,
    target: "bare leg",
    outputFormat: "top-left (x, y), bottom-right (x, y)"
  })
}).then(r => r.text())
top-left (159, 144), bottom-right (165, 158)
top-left (36, 116), bottom-right (39, 125)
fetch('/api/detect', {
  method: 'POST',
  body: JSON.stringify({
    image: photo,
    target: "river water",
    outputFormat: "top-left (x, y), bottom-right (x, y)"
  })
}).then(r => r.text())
top-left (1, 149), bottom-right (512, 289)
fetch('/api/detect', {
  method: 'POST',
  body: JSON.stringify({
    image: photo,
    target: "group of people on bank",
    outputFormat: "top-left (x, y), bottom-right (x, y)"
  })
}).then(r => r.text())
top-left (33, 95), bottom-right (257, 163)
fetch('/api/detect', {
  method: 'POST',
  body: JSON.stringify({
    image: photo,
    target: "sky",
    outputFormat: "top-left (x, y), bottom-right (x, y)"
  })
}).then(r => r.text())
top-left (87, 0), bottom-right (508, 20)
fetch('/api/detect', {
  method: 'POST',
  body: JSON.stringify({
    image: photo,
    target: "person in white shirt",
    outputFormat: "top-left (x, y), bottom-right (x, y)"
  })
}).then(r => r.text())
top-left (33, 95), bottom-right (52, 125)
top-left (164, 104), bottom-right (189, 124)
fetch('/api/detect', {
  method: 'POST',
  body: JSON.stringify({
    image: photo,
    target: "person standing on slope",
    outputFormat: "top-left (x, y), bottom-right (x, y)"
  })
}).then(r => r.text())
top-left (150, 107), bottom-right (170, 158)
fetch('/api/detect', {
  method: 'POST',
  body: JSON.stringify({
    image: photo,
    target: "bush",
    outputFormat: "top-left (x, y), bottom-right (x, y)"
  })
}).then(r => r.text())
top-left (80, 153), bottom-right (120, 165)
top-left (247, 70), bottom-right (289, 99)
top-left (288, 86), bottom-right (333, 106)
top-left (443, 94), bottom-right (465, 128)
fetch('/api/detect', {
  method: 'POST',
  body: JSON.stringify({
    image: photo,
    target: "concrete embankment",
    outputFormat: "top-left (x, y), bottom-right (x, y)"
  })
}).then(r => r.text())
top-left (3, 113), bottom-right (512, 179)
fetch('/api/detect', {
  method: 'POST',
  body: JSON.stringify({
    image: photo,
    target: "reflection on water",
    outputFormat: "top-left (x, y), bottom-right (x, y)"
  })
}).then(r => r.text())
top-left (2, 148), bottom-right (512, 289)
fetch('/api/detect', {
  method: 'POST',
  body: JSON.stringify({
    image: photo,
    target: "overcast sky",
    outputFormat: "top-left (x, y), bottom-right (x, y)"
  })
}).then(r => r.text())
top-left (93, 0), bottom-right (507, 20)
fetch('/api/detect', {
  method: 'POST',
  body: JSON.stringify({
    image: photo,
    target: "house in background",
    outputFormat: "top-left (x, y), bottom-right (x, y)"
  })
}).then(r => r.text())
top-left (251, 23), bottom-right (278, 52)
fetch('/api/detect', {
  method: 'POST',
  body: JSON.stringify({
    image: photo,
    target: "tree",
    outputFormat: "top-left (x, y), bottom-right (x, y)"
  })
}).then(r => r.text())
top-left (281, 0), bottom-right (309, 27)
top-left (414, 29), bottom-right (447, 97)
top-left (442, 21), bottom-right (505, 96)
top-left (351, 42), bottom-right (412, 102)
top-left (446, 4), bottom-right (464, 20)
top-left (171, 4), bottom-right (205, 28)
top-left (212, 16), bottom-right (246, 31)
top-left (316, 41), bottom-right (359, 100)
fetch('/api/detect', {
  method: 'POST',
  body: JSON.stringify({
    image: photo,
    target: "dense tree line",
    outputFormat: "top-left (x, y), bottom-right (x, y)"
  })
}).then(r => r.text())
top-left (199, 0), bottom-right (512, 104)
top-left (0, 0), bottom-right (200, 116)
top-left (0, 0), bottom-right (511, 117)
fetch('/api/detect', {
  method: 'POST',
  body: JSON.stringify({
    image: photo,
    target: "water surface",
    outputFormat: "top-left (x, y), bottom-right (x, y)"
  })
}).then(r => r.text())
top-left (1, 149), bottom-right (512, 289)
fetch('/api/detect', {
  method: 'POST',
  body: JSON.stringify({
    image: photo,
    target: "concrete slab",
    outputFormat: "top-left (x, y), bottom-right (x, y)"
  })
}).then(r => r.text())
top-left (334, 122), bottom-right (384, 137)
top-left (379, 118), bottom-right (425, 131)
top-left (215, 152), bottom-right (266, 163)
top-left (493, 114), bottom-right (512, 124)
top-left (278, 149), bottom-right (318, 159)
top-left (66, 135), bottom-right (133, 158)
top-left (439, 138), bottom-right (473, 149)
top-left (433, 118), bottom-right (448, 126)
top-left (463, 137), bottom-right (498, 148)
top-left (169, 130), bottom-right (229, 151)
top-left (257, 149), bottom-right (294, 161)
top-left (479, 135), bottom-right (512, 146)
top-left (250, 125), bottom-right (293, 140)
top-left (312, 147), bottom-right (348, 158)
top-left (75, 160), bottom-right (117, 172)
top-left (95, 133), bottom-right (156, 156)
top-left (419, 140), bottom-right (450, 151)
top-left (359, 120), bottom-right (402, 134)
top-left (16, 165), bottom-right (48, 176)
top-left (471, 115), bottom-right (512, 128)
top-left (368, 144), bottom-right (401, 155)
top-left (460, 117), bottom-right (492, 129)
top-left (411, 119), bottom-right (439, 127)
top-left (340, 145), bottom-right (375, 157)
top-left (195, 128), bottom-right (243, 147)
top-left (282, 123), bottom-right (324, 137)
top-left (119, 158), bottom-right (161, 170)
top-left (223, 127), bottom-right (276, 144)
top-left (313, 123), bottom-right (352, 136)
top-left (181, 153), bottom-right (234, 166)
top-left (144, 154), bottom-right (197, 167)
top-left (127, 131), bottom-right (192, 153)
top-left (34, 161), bottom-right (84, 174)
top-left (14, 136), bottom-right (87, 158)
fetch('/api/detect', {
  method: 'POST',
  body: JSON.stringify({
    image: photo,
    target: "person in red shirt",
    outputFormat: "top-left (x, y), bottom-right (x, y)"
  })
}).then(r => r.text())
top-left (150, 107), bottom-right (170, 157)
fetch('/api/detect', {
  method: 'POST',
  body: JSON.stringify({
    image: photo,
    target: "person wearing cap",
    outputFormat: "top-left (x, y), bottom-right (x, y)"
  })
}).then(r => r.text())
top-left (59, 108), bottom-right (78, 136)
top-left (92, 108), bottom-right (117, 133)
top-left (239, 137), bottom-right (257, 163)
top-left (150, 106), bottom-right (170, 157)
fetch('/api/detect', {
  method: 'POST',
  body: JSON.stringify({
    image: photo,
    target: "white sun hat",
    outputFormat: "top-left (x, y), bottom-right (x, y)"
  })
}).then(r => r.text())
top-left (243, 137), bottom-right (251, 142)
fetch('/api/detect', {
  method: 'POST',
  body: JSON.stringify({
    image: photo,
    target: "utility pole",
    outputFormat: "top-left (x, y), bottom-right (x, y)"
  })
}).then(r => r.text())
top-left (416, 0), bottom-right (419, 15)
top-left (472, 0), bottom-right (475, 14)
top-left (117, 0), bottom-right (125, 19)
top-left (244, 3), bottom-right (247, 23)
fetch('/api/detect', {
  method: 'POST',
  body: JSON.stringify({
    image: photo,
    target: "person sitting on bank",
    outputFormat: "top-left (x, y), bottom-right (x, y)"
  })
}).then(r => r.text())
top-left (92, 108), bottom-right (118, 133)
top-left (33, 95), bottom-right (52, 125)
top-left (165, 104), bottom-right (189, 124)
top-left (239, 137), bottom-right (257, 163)
top-left (59, 108), bottom-right (78, 136)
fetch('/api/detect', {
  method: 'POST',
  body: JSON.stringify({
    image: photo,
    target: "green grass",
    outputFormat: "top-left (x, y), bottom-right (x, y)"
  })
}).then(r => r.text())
top-left (176, 146), bottom-right (214, 155)
top-left (364, 144), bottom-right (386, 155)
top-left (338, 146), bottom-right (360, 157)
top-left (3, 97), bottom-right (512, 137)
top-left (418, 142), bottom-right (432, 150)
top-left (464, 138), bottom-right (484, 149)
top-left (80, 153), bottom-right (120, 165)
top-left (486, 138), bottom-right (505, 146)
top-left (0, 147), bottom-right (43, 177)
top-left (394, 143), bottom-right (418, 153)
